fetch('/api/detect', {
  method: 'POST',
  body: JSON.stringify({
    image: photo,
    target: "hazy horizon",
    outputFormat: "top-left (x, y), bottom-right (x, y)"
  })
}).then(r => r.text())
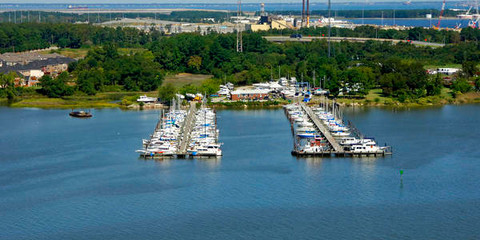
top-left (0, 0), bottom-right (451, 3)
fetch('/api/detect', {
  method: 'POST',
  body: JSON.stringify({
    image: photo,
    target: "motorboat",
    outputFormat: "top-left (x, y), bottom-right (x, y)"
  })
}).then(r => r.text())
top-left (136, 95), bottom-right (157, 103)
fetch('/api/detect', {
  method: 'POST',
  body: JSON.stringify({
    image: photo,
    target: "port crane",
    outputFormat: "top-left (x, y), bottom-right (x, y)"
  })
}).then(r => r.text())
top-left (435, 0), bottom-right (446, 29)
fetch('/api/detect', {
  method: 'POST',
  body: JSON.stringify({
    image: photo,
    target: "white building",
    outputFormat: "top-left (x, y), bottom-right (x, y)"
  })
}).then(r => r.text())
top-left (437, 68), bottom-right (460, 75)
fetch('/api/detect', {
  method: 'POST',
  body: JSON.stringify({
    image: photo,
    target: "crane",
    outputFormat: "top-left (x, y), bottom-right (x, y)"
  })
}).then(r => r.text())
top-left (436, 0), bottom-right (446, 29)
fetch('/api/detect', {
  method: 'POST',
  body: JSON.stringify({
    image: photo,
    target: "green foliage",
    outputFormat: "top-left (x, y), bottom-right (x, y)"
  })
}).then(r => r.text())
top-left (199, 79), bottom-right (221, 95)
top-left (0, 72), bottom-right (17, 100)
top-left (158, 83), bottom-right (176, 104)
top-left (426, 74), bottom-right (443, 96)
top-left (73, 45), bottom-right (163, 94)
top-left (39, 72), bottom-right (74, 98)
top-left (475, 77), bottom-right (480, 91)
top-left (179, 84), bottom-right (199, 95)
top-left (452, 78), bottom-right (473, 93)
top-left (379, 58), bottom-right (428, 99)
top-left (461, 61), bottom-right (478, 78)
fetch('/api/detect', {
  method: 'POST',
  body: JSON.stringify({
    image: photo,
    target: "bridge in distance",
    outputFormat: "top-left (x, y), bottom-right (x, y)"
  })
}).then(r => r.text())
top-left (264, 36), bottom-right (445, 47)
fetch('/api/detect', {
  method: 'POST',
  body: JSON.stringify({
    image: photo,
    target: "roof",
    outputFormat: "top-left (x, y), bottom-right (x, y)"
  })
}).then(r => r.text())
top-left (0, 57), bottom-right (76, 74)
top-left (231, 89), bottom-right (271, 95)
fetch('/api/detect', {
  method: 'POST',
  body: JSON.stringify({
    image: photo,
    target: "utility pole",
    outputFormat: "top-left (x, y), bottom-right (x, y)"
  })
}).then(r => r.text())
top-left (362, 1), bottom-right (365, 25)
top-left (393, 9), bottom-right (396, 26)
top-left (313, 69), bottom-right (316, 88)
top-left (236, 0), bottom-right (243, 52)
top-left (328, 0), bottom-right (332, 58)
top-left (381, 11), bottom-right (384, 26)
top-left (302, 0), bottom-right (305, 27)
top-left (306, 0), bottom-right (310, 27)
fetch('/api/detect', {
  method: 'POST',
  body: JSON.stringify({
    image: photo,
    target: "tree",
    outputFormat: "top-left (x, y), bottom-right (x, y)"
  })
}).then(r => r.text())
top-left (158, 83), bottom-right (176, 104)
top-left (452, 78), bottom-right (473, 93)
top-left (426, 74), bottom-right (443, 96)
top-left (187, 55), bottom-right (202, 72)
top-left (0, 72), bottom-right (17, 100)
top-left (39, 73), bottom-right (74, 98)
top-left (461, 61), bottom-right (478, 78)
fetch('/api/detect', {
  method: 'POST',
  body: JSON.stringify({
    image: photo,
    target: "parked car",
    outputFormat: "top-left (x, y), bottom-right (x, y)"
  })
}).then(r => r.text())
top-left (290, 34), bottom-right (302, 39)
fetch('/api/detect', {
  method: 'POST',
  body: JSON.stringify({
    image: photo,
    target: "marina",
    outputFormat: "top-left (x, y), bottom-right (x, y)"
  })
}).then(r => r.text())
top-left (2, 106), bottom-right (480, 239)
top-left (136, 101), bottom-right (222, 159)
top-left (285, 99), bottom-right (392, 157)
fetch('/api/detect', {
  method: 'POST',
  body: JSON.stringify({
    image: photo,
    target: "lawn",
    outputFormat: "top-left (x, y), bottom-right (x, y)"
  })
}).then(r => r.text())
top-left (39, 48), bottom-right (90, 59)
top-left (163, 73), bottom-right (213, 88)
top-left (9, 97), bottom-right (119, 108)
top-left (424, 64), bottom-right (462, 70)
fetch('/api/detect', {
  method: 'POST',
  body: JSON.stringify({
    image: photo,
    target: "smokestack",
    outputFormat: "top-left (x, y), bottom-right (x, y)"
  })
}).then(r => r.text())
top-left (306, 0), bottom-right (310, 27)
top-left (302, 0), bottom-right (305, 27)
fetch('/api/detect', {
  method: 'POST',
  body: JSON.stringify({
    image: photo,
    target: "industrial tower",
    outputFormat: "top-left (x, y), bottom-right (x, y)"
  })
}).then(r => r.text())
top-left (301, 0), bottom-right (310, 27)
top-left (236, 0), bottom-right (243, 52)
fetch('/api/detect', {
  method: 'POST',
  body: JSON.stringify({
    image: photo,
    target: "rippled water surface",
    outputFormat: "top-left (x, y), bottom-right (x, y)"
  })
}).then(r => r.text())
top-left (1, 105), bottom-right (479, 239)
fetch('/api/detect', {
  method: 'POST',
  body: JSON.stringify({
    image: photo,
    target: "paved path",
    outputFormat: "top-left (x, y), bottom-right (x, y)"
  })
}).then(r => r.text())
top-left (264, 36), bottom-right (445, 47)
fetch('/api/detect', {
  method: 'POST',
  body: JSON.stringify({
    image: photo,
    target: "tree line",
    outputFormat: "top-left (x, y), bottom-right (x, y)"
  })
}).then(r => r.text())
top-left (0, 11), bottom-right (229, 25)
top-left (2, 23), bottom-right (480, 101)
top-left (269, 9), bottom-right (461, 19)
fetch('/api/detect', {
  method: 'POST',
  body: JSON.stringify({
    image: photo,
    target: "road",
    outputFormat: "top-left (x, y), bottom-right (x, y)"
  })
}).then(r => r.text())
top-left (264, 36), bottom-right (445, 47)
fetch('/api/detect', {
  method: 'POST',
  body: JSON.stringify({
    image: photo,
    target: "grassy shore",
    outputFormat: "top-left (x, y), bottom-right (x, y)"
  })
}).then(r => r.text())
top-left (2, 88), bottom-right (479, 109)
top-left (163, 73), bottom-right (213, 88)
top-left (332, 88), bottom-right (479, 107)
top-left (209, 100), bottom-right (289, 108)
top-left (4, 92), bottom-right (157, 109)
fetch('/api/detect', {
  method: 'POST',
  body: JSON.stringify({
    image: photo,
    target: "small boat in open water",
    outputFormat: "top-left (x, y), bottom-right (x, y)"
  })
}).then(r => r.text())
top-left (69, 110), bottom-right (92, 118)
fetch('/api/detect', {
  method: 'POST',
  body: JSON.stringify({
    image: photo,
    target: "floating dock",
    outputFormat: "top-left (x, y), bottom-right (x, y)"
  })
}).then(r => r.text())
top-left (138, 101), bottom-right (222, 159)
top-left (285, 102), bottom-right (392, 157)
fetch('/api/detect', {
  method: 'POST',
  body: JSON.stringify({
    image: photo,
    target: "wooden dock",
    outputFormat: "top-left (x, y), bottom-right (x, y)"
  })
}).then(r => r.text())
top-left (300, 103), bottom-right (344, 153)
top-left (176, 102), bottom-right (196, 157)
top-left (291, 103), bottom-right (392, 157)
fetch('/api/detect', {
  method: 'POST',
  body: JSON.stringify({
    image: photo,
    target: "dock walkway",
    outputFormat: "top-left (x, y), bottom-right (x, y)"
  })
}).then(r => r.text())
top-left (300, 103), bottom-right (344, 153)
top-left (177, 102), bottom-right (196, 156)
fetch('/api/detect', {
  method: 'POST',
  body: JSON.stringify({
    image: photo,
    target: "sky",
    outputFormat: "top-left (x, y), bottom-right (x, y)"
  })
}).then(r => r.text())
top-left (0, 0), bottom-right (447, 3)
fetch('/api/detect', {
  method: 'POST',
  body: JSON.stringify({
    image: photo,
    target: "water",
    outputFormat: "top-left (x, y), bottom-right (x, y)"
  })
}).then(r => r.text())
top-left (1, 105), bottom-right (479, 239)
top-left (0, 2), bottom-right (467, 12)
top-left (348, 18), bottom-right (470, 28)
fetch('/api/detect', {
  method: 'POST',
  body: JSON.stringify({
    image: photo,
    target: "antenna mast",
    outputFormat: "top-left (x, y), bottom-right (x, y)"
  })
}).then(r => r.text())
top-left (236, 0), bottom-right (243, 52)
top-left (328, 0), bottom-right (332, 57)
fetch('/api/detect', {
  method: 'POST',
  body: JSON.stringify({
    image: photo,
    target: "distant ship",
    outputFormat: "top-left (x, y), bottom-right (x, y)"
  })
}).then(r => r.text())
top-left (67, 5), bottom-right (89, 10)
top-left (69, 110), bottom-right (92, 118)
top-left (403, 0), bottom-right (412, 5)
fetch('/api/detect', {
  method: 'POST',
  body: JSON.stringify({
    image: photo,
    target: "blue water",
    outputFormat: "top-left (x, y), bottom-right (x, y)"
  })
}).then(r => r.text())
top-left (349, 18), bottom-right (470, 28)
top-left (0, 2), bottom-right (468, 11)
top-left (0, 105), bottom-right (479, 239)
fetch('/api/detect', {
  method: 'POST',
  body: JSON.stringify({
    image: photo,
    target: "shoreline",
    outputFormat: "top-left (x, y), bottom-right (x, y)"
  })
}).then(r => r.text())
top-left (1, 91), bottom-right (479, 110)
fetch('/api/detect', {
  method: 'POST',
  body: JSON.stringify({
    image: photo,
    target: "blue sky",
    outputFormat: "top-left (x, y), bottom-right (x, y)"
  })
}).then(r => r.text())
top-left (0, 0), bottom-right (445, 3)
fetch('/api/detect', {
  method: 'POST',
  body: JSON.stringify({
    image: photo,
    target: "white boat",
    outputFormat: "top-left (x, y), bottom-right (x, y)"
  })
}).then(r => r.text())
top-left (137, 95), bottom-right (157, 103)
top-left (296, 127), bottom-right (316, 133)
top-left (331, 131), bottom-right (351, 137)
top-left (340, 137), bottom-right (375, 146)
top-left (297, 132), bottom-right (318, 138)
top-left (189, 144), bottom-right (222, 156)
top-left (350, 142), bottom-right (382, 153)
top-left (297, 121), bottom-right (314, 127)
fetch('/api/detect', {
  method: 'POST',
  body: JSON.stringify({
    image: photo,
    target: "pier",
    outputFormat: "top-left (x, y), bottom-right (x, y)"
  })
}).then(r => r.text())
top-left (300, 102), bottom-right (343, 153)
top-left (138, 101), bottom-right (222, 159)
top-left (177, 102), bottom-right (197, 157)
top-left (286, 102), bottom-right (392, 157)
